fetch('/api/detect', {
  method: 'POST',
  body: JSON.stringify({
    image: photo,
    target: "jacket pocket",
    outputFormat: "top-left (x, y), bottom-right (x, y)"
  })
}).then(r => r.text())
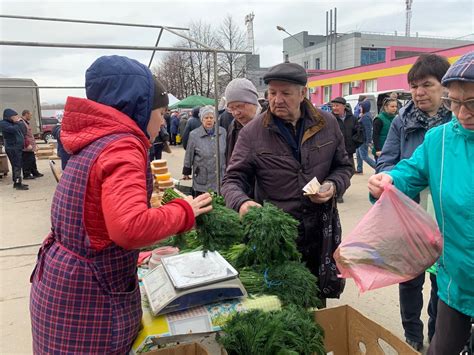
top-left (194, 165), bottom-right (208, 186)
top-left (306, 140), bottom-right (335, 166)
top-left (311, 140), bottom-right (334, 150)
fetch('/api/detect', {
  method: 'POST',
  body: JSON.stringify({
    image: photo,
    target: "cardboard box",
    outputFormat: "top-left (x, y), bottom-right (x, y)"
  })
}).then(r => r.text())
top-left (315, 305), bottom-right (420, 354)
top-left (144, 342), bottom-right (209, 355)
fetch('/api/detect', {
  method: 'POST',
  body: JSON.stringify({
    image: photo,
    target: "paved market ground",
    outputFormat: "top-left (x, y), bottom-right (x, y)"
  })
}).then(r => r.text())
top-left (0, 143), bottom-right (432, 354)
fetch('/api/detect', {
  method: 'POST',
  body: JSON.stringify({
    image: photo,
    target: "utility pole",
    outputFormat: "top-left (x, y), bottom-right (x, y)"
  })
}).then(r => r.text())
top-left (406, 0), bottom-right (413, 37)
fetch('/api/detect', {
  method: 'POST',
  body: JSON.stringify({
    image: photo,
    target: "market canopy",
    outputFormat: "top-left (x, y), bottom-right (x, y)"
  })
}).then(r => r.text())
top-left (167, 93), bottom-right (180, 107)
top-left (168, 95), bottom-right (214, 109)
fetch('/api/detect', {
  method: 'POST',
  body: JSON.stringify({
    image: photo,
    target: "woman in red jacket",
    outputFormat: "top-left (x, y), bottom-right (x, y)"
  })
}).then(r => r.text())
top-left (29, 55), bottom-right (212, 354)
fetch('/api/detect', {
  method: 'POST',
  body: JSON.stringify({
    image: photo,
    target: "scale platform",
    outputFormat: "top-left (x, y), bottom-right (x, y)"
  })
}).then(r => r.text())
top-left (142, 251), bottom-right (247, 315)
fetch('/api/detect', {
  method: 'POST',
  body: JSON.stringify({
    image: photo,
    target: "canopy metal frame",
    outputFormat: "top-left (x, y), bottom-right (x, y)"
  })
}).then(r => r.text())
top-left (0, 14), bottom-right (251, 194)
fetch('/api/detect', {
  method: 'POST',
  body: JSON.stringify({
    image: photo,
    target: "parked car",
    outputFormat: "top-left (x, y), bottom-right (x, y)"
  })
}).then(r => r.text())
top-left (344, 89), bottom-right (411, 116)
top-left (40, 117), bottom-right (59, 143)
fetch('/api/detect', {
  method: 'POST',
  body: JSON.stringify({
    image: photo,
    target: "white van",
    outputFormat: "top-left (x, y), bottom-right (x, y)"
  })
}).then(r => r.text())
top-left (344, 89), bottom-right (411, 116)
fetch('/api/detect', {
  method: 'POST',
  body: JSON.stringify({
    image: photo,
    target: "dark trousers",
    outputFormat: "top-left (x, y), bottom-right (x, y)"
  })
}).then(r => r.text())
top-left (149, 144), bottom-right (163, 162)
top-left (22, 150), bottom-right (37, 177)
top-left (356, 143), bottom-right (376, 172)
top-left (170, 133), bottom-right (177, 145)
top-left (399, 272), bottom-right (439, 343)
top-left (427, 300), bottom-right (471, 355)
top-left (5, 148), bottom-right (23, 183)
top-left (427, 273), bottom-right (438, 342)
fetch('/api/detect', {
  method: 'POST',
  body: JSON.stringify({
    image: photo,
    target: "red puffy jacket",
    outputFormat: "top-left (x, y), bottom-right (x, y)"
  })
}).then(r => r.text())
top-left (61, 97), bottom-right (194, 250)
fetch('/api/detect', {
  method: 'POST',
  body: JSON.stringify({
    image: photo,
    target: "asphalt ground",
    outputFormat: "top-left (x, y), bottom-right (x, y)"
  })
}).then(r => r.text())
top-left (0, 143), bottom-right (432, 354)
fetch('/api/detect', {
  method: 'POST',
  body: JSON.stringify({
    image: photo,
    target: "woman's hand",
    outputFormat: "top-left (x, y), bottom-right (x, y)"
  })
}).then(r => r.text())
top-left (182, 175), bottom-right (191, 180)
top-left (375, 151), bottom-right (382, 157)
top-left (184, 193), bottom-right (213, 217)
top-left (368, 173), bottom-right (393, 199)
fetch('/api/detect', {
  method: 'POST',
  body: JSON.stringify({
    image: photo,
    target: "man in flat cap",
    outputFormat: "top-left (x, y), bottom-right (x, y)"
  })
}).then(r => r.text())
top-left (222, 62), bottom-right (353, 303)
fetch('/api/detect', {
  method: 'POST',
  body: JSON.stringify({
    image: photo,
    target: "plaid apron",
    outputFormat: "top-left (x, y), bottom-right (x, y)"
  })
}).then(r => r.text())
top-left (30, 133), bottom-right (152, 354)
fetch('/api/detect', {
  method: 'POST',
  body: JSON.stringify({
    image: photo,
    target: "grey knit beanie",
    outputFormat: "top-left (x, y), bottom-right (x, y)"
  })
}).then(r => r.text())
top-left (199, 105), bottom-right (215, 120)
top-left (224, 78), bottom-right (258, 106)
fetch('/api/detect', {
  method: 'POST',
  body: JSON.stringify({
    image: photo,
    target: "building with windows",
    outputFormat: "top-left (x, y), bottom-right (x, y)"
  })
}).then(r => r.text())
top-left (234, 54), bottom-right (269, 97)
top-left (307, 44), bottom-right (474, 105)
top-left (283, 31), bottom-right (473, 71)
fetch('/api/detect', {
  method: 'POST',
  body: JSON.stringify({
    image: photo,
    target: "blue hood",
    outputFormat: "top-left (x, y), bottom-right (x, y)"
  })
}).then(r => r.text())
top-left (85, 55), bottom-right (154, 136)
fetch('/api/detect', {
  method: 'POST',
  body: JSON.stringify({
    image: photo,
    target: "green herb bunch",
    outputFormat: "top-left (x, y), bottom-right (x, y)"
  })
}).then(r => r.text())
top-left (219, 244), bottom-right (246, 267)
top-left (218, 305), bottom-right (325, 355)
top-left (161, 188), bottom-right (182, 205)
top-left (266, 262), bottom-right (321, 308)
top-left (237, 262), bottom-right (321, 309)
top-left (240, 203), bottom-right (301, 266)
top-left (195, 197), bottom-right (243, 252)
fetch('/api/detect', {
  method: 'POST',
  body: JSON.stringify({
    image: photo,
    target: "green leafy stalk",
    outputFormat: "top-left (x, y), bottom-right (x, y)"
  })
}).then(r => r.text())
top-left (195, 198), bottom-right (243, 252)
top-left (238, 263), bottom-right (321, 309)
top-left (266, 262), bottom-right (321, 309)
top-left (241, 202), bottom-right (301, 266)
top-left (237, 267), bottom-right (265, 294)
top-left (218, 306), bottom-right (326, 355)
top-left (161, 188), bottom-right (182, 205)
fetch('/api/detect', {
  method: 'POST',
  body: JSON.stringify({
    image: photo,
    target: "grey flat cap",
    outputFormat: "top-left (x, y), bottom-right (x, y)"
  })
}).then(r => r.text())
top-left (263, 62), bottom-right (308, 86)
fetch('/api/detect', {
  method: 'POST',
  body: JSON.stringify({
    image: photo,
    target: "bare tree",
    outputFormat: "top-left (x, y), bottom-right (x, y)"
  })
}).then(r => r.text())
top-left (186, 21), bottom-right (216, 97)
top-left (215, 15), bottom-right (247, 90)
top-left (153, 49), bottom-right (191, 99)
top-left (153, 15), bottom-right (247, 99)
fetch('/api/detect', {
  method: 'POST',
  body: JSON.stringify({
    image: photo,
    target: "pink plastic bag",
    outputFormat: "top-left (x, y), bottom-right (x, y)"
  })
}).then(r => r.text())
top-left (334, 184), bottom-right (442, 293)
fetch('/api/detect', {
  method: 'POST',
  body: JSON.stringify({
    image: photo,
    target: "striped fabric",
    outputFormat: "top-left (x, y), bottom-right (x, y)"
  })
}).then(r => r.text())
top-left (30, 133), bottom-right (153, 354)
top-left (442, 51), bottom-right (474, 85)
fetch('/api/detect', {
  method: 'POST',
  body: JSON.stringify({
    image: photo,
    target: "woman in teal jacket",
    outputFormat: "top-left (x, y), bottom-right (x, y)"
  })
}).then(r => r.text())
top-left (369, 51), bottom-right (474, 355)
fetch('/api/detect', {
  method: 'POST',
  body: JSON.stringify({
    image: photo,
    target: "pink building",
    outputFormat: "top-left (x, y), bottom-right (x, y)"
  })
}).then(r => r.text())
top-left (308, 45), bottom-right (474, 105)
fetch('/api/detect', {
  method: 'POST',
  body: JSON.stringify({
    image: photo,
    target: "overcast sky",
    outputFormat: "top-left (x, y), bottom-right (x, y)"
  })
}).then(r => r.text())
top-left (1, 0), bottom-right (473, 104)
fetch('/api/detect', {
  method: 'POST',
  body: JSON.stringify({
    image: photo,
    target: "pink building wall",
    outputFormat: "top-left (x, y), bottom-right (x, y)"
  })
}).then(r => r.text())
top-left (308, 44), bottom-right (474, 105)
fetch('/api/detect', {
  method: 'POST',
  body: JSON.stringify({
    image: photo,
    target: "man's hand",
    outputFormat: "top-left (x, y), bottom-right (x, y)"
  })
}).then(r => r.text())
top-left (238, 200), bottom-right (262, 218)
top-left (368, 173), bottom-right (393, 199)
top-left (307, 181), bottom-right (335, 204)
top-left (26, 144), bottom-right (33, 151)
top-left (184, 193), bottom-right (213, 218)
top-left (375, 151), bottom-right (382, 157)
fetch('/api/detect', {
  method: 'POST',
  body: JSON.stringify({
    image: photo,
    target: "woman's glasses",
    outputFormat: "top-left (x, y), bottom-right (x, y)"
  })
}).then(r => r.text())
top-left (441, 97), bottom-right (474, 112)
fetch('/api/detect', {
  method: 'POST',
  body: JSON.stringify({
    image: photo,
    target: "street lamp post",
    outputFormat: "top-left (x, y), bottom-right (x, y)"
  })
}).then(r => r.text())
top-left (276, 25), bottom-right (307, 66)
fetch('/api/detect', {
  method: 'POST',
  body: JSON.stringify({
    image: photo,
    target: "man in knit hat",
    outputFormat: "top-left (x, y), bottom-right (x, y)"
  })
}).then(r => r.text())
top-left (224, 78), bottom-right (260, 162)
top-left (0, 109), bottom-right (29, 190)
top-left (222, 62), bottom-right (353, 304)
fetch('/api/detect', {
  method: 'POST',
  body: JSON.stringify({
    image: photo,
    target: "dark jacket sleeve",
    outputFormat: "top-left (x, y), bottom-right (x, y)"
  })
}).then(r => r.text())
top-left (375, 115), bottom-right (402, 173)
top-left (221, 127), bottom-right (255, 212)
top-left (182, 120), bottom-right (193, 149)
top-left (324, 115), bottom-right (354, 197)
top-left (0, 120), bottom-right (21, 135)
top-left (372, 117), bottom-right (383, 151)
top-left (351, 118), bottom-right (365, 149)
top-left (361, 114), bottom-right (373, 143)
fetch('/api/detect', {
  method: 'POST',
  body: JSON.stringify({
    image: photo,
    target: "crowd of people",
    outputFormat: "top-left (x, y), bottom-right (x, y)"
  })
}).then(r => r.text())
top-left (1, 49), bottom-right (472, 354)
top-left (0, 109), bottom-right (43, 190)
